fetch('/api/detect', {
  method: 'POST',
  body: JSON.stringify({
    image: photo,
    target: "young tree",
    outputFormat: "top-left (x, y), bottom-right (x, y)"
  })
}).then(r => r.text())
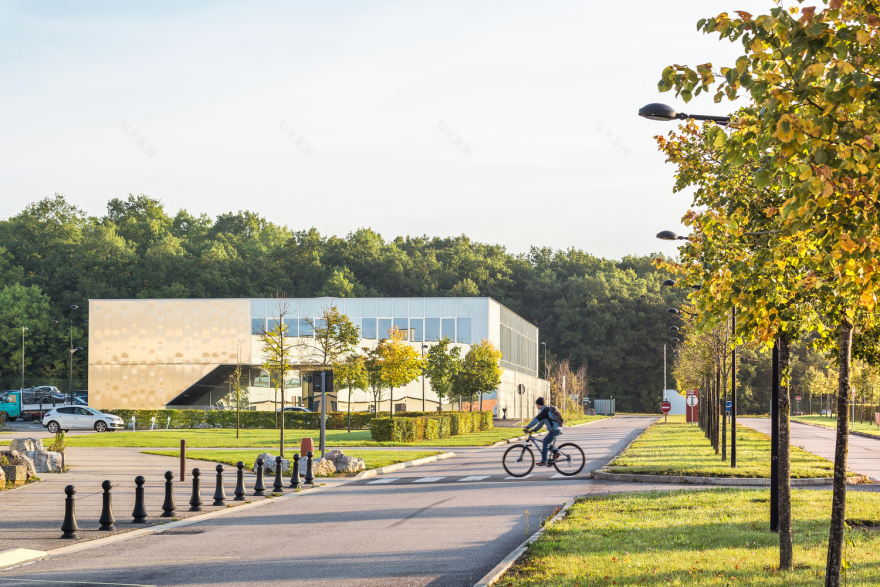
top-left (423, 336), bottom-right (462, 413)
top-left (335, 354), bottom-right (369, 433)
top-left (453, 339), bottom-right (502, 412)
top-left (259, 298), bottom-right (295, 458)
top-left (376, 327), bottom-right (423, 419)
top-left (225, 343), bottom-right (249, 439)
top-left (362, 345), bottom-right (387, 414)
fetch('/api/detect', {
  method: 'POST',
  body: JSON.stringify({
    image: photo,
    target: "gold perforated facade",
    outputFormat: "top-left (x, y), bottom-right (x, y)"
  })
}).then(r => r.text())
top-left (88, 299), bottom-right (251, 410)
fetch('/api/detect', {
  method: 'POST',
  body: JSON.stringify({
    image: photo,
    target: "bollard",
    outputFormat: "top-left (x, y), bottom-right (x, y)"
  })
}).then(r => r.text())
top-left (234, 461), bottom-right (246, 501)
top-left (189, 468), bottom-right (202, 511)
top-left (180, 439), bottom-right (186, 482)
top-left (253, 458), bottom-right (266, 496)
top-left (61, 485), bottom-right (78, 538)
top-left (99, 480), bottom-right (115, 531)
top-left (304, 451), bottom-right (314, 485)
top-left (273, 456), bottom-right (284, 494)
top-left (213, 464), bottom-right (226, 506)
top-left (132, 476), bottom-right (148, 523)
top-left (289, 453), bottom-right (301, 489)
top-left (161, 471), bottom-right (176, 517)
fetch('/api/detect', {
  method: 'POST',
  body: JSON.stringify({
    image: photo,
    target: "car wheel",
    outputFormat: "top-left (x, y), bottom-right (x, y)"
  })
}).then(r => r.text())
top-left (47, 421), bottom-right (60, 433)
top-left (95, 421), bottom-right (107, 433)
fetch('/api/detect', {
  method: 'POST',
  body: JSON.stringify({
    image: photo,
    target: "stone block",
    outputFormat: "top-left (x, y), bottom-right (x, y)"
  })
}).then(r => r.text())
top-left (34, 451), bottom-right (63, 473)
top-left (334, 456), bottom-right (365, 474)
top-left (1, 450), bottom-right (36, 478)
top-left (0, 465), bottom-right (27, 485)
top-left (311, 457), bottom-right (336, 477)
top-left (9, 438), bottom-right (43, 453)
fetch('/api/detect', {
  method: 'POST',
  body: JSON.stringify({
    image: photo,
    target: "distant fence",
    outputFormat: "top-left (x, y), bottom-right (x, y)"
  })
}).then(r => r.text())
top-left (0, 377), bottom-right (87, 392)
top-left (593, 399), bottom-right (616, 416)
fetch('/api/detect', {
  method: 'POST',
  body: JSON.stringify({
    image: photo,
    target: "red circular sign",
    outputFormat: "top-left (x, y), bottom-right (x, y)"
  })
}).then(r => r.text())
top-left (660, 401), bottom-right (672, 414)
top-left (796, 396), bottom-right (802, 402)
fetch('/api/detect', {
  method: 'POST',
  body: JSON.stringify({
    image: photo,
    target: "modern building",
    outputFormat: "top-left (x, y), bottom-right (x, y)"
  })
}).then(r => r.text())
top-left (87, 297), bottom-right (547, 417)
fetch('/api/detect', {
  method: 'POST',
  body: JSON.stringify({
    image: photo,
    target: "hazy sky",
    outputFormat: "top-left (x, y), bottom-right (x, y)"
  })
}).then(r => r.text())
top-left (0, 0), bottom-right (771, 260)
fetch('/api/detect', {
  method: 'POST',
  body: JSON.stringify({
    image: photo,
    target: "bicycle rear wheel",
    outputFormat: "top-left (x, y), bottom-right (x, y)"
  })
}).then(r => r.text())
top-left (552, 443), bottom-right (585, 476)
top-left (502, 444), bottom-right (535, 477)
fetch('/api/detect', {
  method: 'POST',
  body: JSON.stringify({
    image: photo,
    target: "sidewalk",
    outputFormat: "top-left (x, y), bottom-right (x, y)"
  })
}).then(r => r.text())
top-left (739, 418), bottom-right (880, 480)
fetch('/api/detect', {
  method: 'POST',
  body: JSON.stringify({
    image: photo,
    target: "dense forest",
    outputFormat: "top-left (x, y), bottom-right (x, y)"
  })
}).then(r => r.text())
top-left (0, 193), bottom-right (816, 412)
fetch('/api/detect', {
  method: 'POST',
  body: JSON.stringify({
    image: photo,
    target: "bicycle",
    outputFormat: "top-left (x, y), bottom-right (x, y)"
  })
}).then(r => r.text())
top-left (502, 431), bottom-right (586, 477)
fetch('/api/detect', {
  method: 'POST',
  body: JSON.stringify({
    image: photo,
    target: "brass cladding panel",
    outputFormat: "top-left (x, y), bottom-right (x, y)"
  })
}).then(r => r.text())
top-left (88, 299), bottom-right (251, 410)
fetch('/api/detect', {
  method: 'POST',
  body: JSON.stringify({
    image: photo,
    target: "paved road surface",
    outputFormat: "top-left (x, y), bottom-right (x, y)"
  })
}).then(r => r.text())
top-left (740, 418), bottom-right (880, 479)
top-left (0, 416), bottom-right (658, 587)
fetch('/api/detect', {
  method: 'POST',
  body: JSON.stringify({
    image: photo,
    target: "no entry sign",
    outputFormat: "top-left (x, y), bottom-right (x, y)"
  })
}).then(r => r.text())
top-left (660, 401), bottom-right (672, 414)
top-left (796, 396), bottom-right (802, 402)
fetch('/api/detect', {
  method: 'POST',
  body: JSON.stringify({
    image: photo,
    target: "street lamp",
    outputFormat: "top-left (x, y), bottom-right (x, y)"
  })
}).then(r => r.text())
top-left (21, 327), bottom-right (28, 390)
top-left (657, 231), bottom-right (689, 241)
top-left (638, 103), bottom-right (731, 125)
top-left (540, 341), bottom-right (547, 381)
top-left (55, 305), bottom-right (88, 404)
top-left (69, 347), bottom-right (83, 406)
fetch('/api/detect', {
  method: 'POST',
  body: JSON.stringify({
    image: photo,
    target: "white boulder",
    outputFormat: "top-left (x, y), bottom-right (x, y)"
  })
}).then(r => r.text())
top-left (324, 450), bottom-right (365, 474)
top-left (10, 438), bottom-right (43, 453)
top-left (252, 453), bottom-right (290, 475)
top-left (34, 451), bottom-right (64, 473)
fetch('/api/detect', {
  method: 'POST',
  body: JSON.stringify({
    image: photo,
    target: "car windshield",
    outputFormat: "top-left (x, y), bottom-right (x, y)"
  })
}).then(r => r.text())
top-left (85, 407), bottom-right (101, 415)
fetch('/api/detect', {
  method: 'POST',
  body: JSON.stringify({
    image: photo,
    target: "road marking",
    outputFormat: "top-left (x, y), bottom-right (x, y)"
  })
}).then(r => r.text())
top-left (0, 579), bottom-right (156, 587)
top-left (504, 473), bottom-right (537, 480)
top-left (550, 473), bottom-right (571, 479)
top-left (412, 477), bottom-right (445, 483)
top-left (367, 478), bottom-right (400, 484)
top-left (457, 475), bottom-right (490, 482)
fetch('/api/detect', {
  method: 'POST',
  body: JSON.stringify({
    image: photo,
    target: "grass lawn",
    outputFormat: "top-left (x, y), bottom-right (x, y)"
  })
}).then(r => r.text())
top-left (144, 449), bottom-right (443, 475)
top-left (607, 415), bottom-right (834, 478)
top-left (794, 415), bottom-right (880, 438)
top-left (0, 424), bottom-right (596, 448)
top-left (500, 488), bottom-right (880, 586)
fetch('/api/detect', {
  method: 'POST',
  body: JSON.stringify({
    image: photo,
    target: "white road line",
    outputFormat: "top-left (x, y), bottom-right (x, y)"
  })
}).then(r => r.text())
top-left (550, 473), bottom-right (570, 479)
top-left (504, 473), bottom-right (537, 480)
top-left (412, 477), bottom-right (446, 483)
top-left (0, 579), bottom-right (155, 587)
top-left (367, 478), bottom-right (401, 484)
top-left (457, 475), bottom-right (491, 482)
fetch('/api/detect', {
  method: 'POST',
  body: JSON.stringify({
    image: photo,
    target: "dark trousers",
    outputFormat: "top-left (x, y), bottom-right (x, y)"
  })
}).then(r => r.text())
top-left (542, 429), bottom-right (561, 462)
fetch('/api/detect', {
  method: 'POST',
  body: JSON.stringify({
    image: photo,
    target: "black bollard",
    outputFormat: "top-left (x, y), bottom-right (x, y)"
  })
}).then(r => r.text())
top-left (273, 456), bottom-right (284, 494)
top-left (289, 453), bottom-right (301, 489)
top-left (233, 461), bottom-right (246, 501)
top-left (189, 468), bottom-right (202, 511)
top-left (99, 480), bottom-right (115, 530)
top-left (132, 476), bottom-right (148, 523)
top-left (61, 485), bottom-right (78, 538)
top-left (161, 471), bottom-right (176, 517)
top-left (304, 451), bottom-right (314, 485)
top-left (253, 458), bottom-right (266, 496)
top-left (213, 464), bottom-right (226, 506)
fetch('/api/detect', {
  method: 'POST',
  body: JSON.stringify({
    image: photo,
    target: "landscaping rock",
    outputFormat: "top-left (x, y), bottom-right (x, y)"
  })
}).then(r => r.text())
top-left (252, 453), bottom-right (291, 475)
top-left (311, 458), bottom-right (336, 477)
top-left (9, 438), bottom-right (43, 454)
top-left (324, 450), bottom-right (365, 473)
top-left (0, 450), bottom-right (36, 478)
top-left (0, 466), bottom-right (5, 486)
top-left (33, 451), bottom-right (63, 473)
top-left (0, 465), bottom-right (27, 485)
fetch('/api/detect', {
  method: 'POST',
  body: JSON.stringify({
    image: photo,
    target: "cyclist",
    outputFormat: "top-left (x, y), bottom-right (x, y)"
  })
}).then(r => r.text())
top-left (523, 397), bottom-right (562, 466)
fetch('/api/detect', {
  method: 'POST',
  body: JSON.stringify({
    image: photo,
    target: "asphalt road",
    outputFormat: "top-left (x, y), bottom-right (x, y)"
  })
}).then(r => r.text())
top-left (740, 418), bottom-right (880, 479)
top-left (0, 416), bottom-right (658, 587)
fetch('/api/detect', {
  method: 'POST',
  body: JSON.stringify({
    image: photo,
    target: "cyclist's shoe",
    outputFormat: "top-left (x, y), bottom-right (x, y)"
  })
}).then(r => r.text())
top-left (536, 461), bottom-right (547, 467)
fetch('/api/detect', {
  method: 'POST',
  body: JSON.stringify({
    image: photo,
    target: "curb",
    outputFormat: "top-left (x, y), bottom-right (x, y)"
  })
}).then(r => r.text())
top-left (591, 470), bottom-right (853, 486)
top-left (490, 416), bottom-right (615, 447)
top-left (353, 451), bottom-right (456, 479)
top-left (472, 498), bottom-right (576, 587)
top-left (791, 419), bottom-right (880, 441)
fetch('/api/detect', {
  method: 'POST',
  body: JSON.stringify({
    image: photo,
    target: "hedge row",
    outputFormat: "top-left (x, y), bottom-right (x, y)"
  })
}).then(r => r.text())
top-left (101, 409), bottom-right (379, 430)
top-left (369, 410), bottom-right (492, 442)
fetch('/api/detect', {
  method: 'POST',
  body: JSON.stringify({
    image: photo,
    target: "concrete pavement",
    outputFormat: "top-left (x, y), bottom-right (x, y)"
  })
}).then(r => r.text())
top-left (0, 416), bottom-right (660, 587)
top-left (740, 417), bottom-right (880, 479)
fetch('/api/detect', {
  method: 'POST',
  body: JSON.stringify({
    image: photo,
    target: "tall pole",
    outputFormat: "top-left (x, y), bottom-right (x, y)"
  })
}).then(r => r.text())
top-left (69, 322), bottom-right (74, 404)
top-left (771, 340), bottom-right (780, 533)
top-left (421, 345), bottom-right (426, 412)
top-left (663, 343), bottom-right (667, 401)
top-left (320, 370), bottom-right (327, 458)
top-left (21, 327), bottom-right (28, 390)
top-left (731, 307), bottom-right (737, 468)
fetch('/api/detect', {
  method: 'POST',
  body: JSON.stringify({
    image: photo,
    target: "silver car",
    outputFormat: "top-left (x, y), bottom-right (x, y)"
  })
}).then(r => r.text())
top-left (42, 407), bottom-right (125, 433)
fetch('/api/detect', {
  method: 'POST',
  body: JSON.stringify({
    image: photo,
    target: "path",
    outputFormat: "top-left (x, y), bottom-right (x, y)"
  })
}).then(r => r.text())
top-left (740, 418), bottom-right (880, 479)
top-left (0, 416), bottom-right (659, 587)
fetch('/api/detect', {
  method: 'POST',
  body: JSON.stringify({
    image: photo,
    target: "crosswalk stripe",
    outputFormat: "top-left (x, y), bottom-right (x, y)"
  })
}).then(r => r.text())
top-left (412, 477), bottom-right (446, 483)
top-left (367, 478), bottom-right (401, 484)
top-left (504, 473), bottom-right (537, 480)
top-left (457, 475), bottom-right (491, 482)
top-left (550, 473), bottom-right (568, 478)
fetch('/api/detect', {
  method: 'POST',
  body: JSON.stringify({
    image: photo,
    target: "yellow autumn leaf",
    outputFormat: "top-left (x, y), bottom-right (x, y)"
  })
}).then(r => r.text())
top-left (857, 29), bottom-right (871, 45)
top-left (807, 177), bottom-right (824, 195)
top-left (777, 119), bottom-right (794, 142)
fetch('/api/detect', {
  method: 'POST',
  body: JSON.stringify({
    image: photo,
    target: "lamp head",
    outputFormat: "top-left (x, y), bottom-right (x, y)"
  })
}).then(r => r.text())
top-left (657, 230), bottom-right (685, 241)
top-left (671, 337), bottom-right (681, 342)
top-left (667, 308), bottom-right (680, 315)
top-left (638, 103), bottom-right (678, 121)
top-left (662, 279), bottom-right (675, 287)
top-left (70, 305), bottom-right (78, 310)
top-left (669, 326), bottom-right (680, 332)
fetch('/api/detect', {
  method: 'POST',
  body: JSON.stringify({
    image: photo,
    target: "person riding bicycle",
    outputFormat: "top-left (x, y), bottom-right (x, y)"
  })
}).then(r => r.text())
top-left (523, 397), bottom-right (562, 466)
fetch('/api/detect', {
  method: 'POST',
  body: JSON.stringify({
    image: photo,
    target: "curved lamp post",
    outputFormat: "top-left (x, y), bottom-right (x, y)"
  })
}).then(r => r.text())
top-left (21, 327), bottom-right (28, 390)
top-left (638, 103), bottom-right (731, 126)
top-left (55, 305), bottom-right (88, 404)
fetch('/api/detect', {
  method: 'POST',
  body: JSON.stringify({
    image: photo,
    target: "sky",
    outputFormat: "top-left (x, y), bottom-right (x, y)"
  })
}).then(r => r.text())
top-left (0, 0), bottom-right (774, 260)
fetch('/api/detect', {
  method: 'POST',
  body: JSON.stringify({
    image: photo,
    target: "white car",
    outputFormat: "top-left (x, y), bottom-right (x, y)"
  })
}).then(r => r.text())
top-left (42, 407), bottom-right (125, 433)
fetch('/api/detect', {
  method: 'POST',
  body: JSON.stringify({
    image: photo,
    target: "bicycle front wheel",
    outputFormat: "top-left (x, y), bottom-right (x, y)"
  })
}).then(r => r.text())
top-left (553, 443), bottom-right (585, 476)
top-left (503, 444), bottom-right (535, 477)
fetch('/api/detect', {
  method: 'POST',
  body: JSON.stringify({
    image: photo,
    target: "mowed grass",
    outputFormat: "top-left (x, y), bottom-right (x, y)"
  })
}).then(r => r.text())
top-left (608, 415), bottom-right (834, 478)
top-left (0, 421), bottom-right (609, 448)
top-left (500, 488), bottom-right (880, 586)
top-left (145, 449), bottom-right (444, 475)
top-left (794, 415), bottom-right (880, 438)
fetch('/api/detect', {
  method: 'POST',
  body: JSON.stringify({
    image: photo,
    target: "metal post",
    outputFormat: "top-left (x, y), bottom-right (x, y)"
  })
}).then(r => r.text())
top-left (61, 485), bottom-right (78, 538)
top-left (132, 476), bottom-right (148, 523)
top-left (771, 341), bottom-right (780, 533)
top-left (320, 371), bottom-right (327, 458)
top-left (189, 468), bottom-right (202, 511)
top-left (21, 327), bottom-right (27, 390)
top-left (731, 307), bottom-right (737, 468)
top-left (162, 471), bottom-right (176, 516)
top-left (663, 343), bottom-right (667, 401)
top-left (421, 344), bottom-right (426, 412)
top-left (99, 480), bottom-right (115, 530)
top-left (180, 439), bottom-right (186, 482)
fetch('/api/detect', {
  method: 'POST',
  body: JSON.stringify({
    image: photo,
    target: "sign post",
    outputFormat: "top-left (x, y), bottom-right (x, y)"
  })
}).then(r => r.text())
top-left (796, 395), bottom-right (801, 414)
top-left (660, 400), bottom-right (672, 423)
top-left (517, 384), bottom-right (526, 427)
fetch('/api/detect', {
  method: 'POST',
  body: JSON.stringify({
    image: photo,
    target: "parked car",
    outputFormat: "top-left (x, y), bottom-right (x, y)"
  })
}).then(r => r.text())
top-left (277, 406), bottom-right (311, 412)
top-left (72, 391), bottom-right (88, 405)
top-left (42, 406), bottom-right (125, 433)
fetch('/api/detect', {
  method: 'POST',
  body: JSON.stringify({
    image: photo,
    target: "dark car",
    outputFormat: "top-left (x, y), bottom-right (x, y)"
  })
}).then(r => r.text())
top-left (277, 406), bottom-right (311, 412)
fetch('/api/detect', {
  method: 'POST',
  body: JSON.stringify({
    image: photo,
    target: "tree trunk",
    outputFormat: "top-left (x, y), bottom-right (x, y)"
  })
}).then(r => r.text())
top-left (825, 319), bottom-right (853, 587)
top-left (479, 394), bottom-right (483, 412)
top-left (778, 334), bottom-right (793, 570)
top-left (390, 387), bottom-right (394, 420)
top-left (347, 383), bottom-right (352, 434)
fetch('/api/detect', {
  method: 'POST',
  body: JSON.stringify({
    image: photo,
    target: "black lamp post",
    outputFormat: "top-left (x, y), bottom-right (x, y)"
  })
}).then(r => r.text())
top-left (69, 347), bottom-right (83, 405)
top-left (638, 103), bottom-right (731, 126)
top-left (54, 305), bottom-right (87, 404)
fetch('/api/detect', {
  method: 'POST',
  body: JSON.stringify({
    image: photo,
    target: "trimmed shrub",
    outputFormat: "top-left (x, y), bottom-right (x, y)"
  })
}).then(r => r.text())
top-left (102, 408), bottom-right (378, 430)
top-left (424, 418), bottom-right (439, 441)
top-left (477, 411), bottom-right (493, 431)
top-left (370, 418), bottom-right (407, 442)
top-left (437, 416), bottom-right (451, 438)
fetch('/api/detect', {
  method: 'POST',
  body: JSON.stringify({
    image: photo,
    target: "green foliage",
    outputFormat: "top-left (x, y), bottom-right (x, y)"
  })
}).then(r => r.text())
top-left (453, 340), bottom-right (503, 409)
top-left (369, 418), bottom-right (406, 442)
top-left (101, 408), bottom-right (376, 430)
top-left (424, 336), bottom-right (462, 410)
top-left (49, 431), bottom-right (68, 453)
top-left (369, 411), bottom-right (487, 442)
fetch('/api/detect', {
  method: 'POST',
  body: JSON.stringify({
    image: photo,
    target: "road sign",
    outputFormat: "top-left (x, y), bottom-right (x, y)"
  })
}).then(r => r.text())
top-left (517, 384), bottom-right (526, 395)
top-left (686, 396), bottom-right (698, 407)
top-left (726, 401), bottom-right (732, 413)
top-left (796, 396), bottom-right (802, 402)
top-left (660, 401), bottom-right (672, 414)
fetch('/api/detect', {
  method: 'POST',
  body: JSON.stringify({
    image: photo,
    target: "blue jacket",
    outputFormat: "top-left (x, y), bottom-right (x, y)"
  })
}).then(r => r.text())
top-left (527, 406), bottom-right (561, 432)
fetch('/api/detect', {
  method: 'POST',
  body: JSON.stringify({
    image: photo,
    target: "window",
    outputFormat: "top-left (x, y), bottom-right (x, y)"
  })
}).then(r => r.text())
top-left (409, 298), bottom-right (425, 316)
top-left (362, 299), bottom-right (377, 317)
top-left (425, 318), bottom-right (440, 341)
top-left (75, 408), bottom-right (91, 415)
top-left (377, 299), bottom-right (393, 316)
top-left (378, 318), bottom-right (392, 339)
top-left (457, 318), bottom-right (472, 344)
top-left (393, 299), bottom-right (408, 317)
top-left (253, 370), bottom-right (271, 387)
top-left (442, 318), bottom-right (456, 341)
top-left (457, 298), bottom-right (472, 317)
top-left (393, 317), bottom-right (408, 337)
top-left (425, 298), bottom-right (441, 318)
top-left (345, 299), bottom-right (362, 317)
top-left (410, 318), bottom-right (423, 342)
top-left (362, 318), bottom-right (377, 339)
top-left (299, 318), bottom-right (313, 337)
top-left (473, 298), bottom-right (488, 317)
top-left (473, 317), bottom-right (488, 342)
top-left (251, 318), bottom-right (264, 335)
top-left (57, 407), bottom-right (76, 414)
top-left (284, 318), bottom-right (299, 337)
